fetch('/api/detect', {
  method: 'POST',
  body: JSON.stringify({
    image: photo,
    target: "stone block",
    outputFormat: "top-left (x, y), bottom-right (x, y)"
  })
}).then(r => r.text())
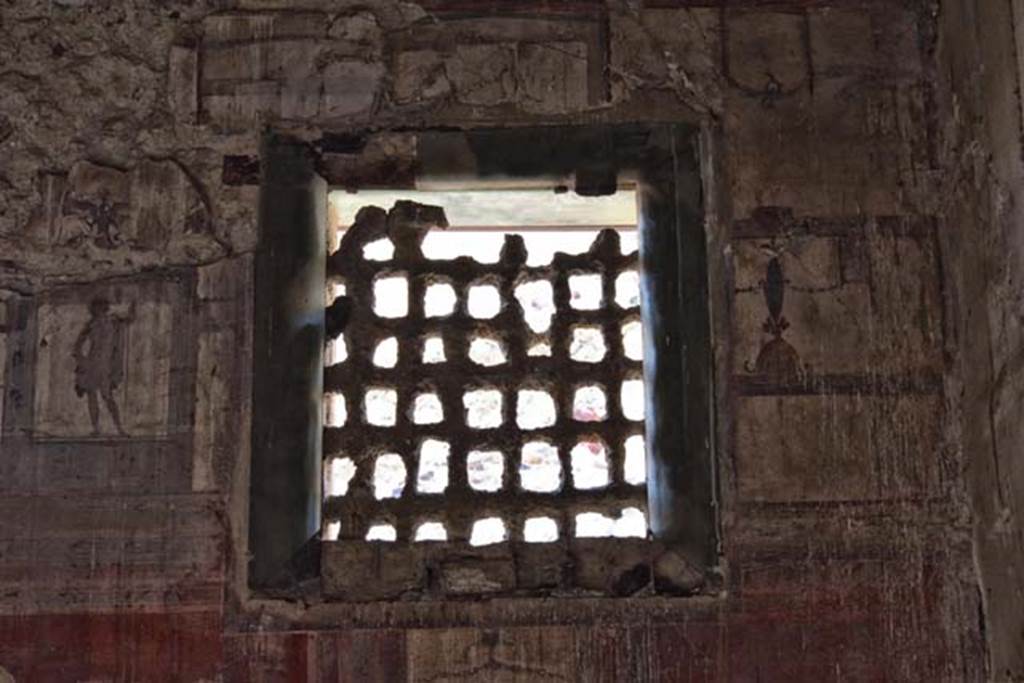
top-left (863, 231), bottom-right (943, 373)
top-left (168, 45), bottom-right (198, 125)
top-left (0, 327), bottom-right (6, 446)
top-left (571, 538), bottom-right (652, 595)
top-left (445, 44), bottom-right (516, 106)
top-left (281, 77), bottom-right (322, 119)
top-left (723, 93), bottom-right (818, 217)
top-left (22, 172), bottom-right (67, 245)
top-left (393, 50), bottom-right (450, 104)
top-left (321, 61), bottom-right (383, 118)
top-left (609, 11), bottom-right (662, 90)
top-left (439, 555), bottom-right (515, 595)
top-left (809, 8), bottom-right (874, 75)
top-left (406, 627), bottom-right (576, 681)
top-left (838, 235), bottom-right (870, 283)
top-left (653, 549), bottom-right (704, 595)
top-left (725, 10), bottom-right (809, 94)
top-left (202, 43), bottom-right (264, 83)
top-left (514, 543), bottom-right (567, 590)
top-left (874, 6), bottom-right (922, 77)
top-left (202, 80), bottom-right (280, 128)
top-left (322, 542), bottom-right (426, 600)
top-left (263, 39), bottom-right (326, 81)
top-left (328, 11), bottom-right (381, 45)
top-left (735, 395), bottom-right (876, 502)
top-left (203, 12), bottom-right (325, 44)
top-left (873, 394), bottom-right (942, 497)
top-left (203, 14), bottom-right (266, 43)
top-left (809, 76), bottom-right (872, 139)
top-left (610, 9), bottom-right (721, 108)
top-left (129, 159), bottom-right (211, 249)
top-left (517, 42), bottom-right (588, 114)
top-left (192, 332), bottom-right (226, 492)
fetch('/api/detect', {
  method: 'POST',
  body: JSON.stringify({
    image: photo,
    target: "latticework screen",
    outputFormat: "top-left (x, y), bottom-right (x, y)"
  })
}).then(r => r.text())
top-left (323, 200), bottom-right (647, 548)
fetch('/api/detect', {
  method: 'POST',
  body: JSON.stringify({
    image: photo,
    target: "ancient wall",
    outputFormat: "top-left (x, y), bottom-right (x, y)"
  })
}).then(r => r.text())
top-left (0, 0), bottom-right (989, 680)
top-left (936, 1), bottom-right (1024, 679)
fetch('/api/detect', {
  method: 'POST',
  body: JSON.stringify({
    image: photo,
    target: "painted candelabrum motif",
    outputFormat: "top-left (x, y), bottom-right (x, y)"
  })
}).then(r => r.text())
top-left (748, 252), bottom-right (803, 383)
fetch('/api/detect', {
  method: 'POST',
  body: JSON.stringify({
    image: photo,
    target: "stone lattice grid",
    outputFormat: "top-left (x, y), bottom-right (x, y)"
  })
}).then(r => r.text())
top-left (323, 204), bottom-right (646, 546)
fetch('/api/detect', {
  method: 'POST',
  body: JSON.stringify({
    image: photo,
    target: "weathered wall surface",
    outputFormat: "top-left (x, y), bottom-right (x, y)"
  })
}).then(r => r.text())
top-left (0, 0), bottom-right (989, 680)
top-left (936, 1), bottom-right (1024, 679)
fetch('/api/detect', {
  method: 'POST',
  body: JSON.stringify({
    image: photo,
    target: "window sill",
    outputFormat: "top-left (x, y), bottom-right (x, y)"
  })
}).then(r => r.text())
top-left (321, 537), bottom-right (706, 602)
top-left (228, 536), bottom-right (720, 633)
top-left (234, 586), bottom-right (724, 633)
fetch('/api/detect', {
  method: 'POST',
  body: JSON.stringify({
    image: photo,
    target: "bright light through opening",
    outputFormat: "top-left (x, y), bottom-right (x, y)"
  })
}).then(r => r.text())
top-left (327, 186), bottom-right (650, 547)
top-left (330, 189), bottom-right (637, 266)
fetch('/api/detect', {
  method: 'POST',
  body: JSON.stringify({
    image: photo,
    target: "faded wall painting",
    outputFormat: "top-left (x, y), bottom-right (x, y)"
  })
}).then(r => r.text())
top-left (33, 293), bottom-right (173, 439)
top-left (0, 298), bottom-right (7, 445)
top-left (0, 274), bottom-right (197, 494)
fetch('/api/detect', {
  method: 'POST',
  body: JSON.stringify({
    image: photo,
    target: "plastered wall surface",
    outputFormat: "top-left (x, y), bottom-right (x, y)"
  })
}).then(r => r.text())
top-left (936, 1), bottom-right (1024, 679)
top-left (0, 0), bottom-right (998, 680)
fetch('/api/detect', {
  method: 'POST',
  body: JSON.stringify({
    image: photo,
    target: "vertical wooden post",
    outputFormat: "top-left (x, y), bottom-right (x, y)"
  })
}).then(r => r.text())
top-left (250, 133), bottom-right (326, 588)
top-left (639, 127), bottom-right (714, 567)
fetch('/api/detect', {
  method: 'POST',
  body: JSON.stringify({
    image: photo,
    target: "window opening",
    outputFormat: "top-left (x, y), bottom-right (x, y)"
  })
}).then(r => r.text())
top-left (568, 273), bottom-right (603, 310)
top-left (363, 238), bottom-right (394, 261)
top-left (415, 522), bottom-right (448, 542)
top-left (468, 337), bottom-right (506, 366)
top-left (364, 388), bottom-right (397, 426)
top-left (424, 282), bottom-right (457, 317)
top-left (515, 280), bottom-right (556, 333)
top-left (327, 334), bottom-right (348, 365)
top-left (323, 188), bottom-right (648, 552)
top-left (251, 126), bottom-right (714, 599)
top-left (570, 439), bottom-right (610, 490)
top-left (372, 337), bottom-right (398, 368)
top-left (464, 389), bottom-right (503, 429)
top-left (416, 439), bottom-right (450, 494)
top-left (621, 320), bottom-right (643, 361)
top-left (422, 336), bottom-right (446, 363)
top-left (516, 389), bottom-right (557, 430)
top-left (614, 270), bottom-right (640, 308)
top-left (519, 441), bottom-right (562, 492)
top-left (569, 326), bottom-right (607, 363)
top-left (412, 392), bottom-right (444, 424)
top-left (325, 393), bottom-right (347, 427)
top-left (365, 523), bottom-right (397, 542)
top-left (623, 434), bottom-right (647, 485)
top-left (373, 454), bottom-right (406, 499)
top-left (467, 283), bottom-right (501, 318)
top-left (527, 342), bottom-right (552, 357)
top-left (373, 276), bottom-right (408, 318)
top-left (470, 517), bottom-right (508, 546)
top-left (572, 385), bottom-right (608, 422)
top-left (523, 516), bottom-right (559, 543)
top-left (325, 456), bottom-right (356, 497)
top-left (467, 450), bottom-right (504, 492)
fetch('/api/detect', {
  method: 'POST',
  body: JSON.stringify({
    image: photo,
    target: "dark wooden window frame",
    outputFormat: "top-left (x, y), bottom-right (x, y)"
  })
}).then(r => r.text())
top-left (249, 123), bottom-right (718, 610)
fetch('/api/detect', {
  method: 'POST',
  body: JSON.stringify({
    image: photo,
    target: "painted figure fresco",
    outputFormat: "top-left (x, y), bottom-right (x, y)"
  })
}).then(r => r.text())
top-left (72, 298), bottom-right (134, 435)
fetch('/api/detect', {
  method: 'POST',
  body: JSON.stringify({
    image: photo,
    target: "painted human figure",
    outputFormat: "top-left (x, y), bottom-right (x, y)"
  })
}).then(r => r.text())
top-left (73, 298), bottom-right (133, 435)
